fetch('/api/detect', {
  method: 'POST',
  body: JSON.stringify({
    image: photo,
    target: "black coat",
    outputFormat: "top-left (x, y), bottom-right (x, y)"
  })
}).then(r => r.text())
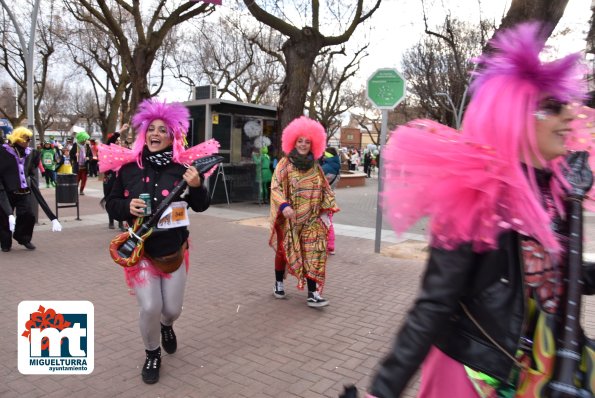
top-left (0, 144), bottom-right (39, 192)
top-left (369, 229), bottom-right (595, 397)
top-left (106, 158), bottom-right (210, 258)
top-left (69, 143), bottom-right (92, 173)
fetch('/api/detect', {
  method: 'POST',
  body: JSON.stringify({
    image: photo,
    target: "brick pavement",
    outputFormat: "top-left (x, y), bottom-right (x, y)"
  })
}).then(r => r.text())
top-left (1, 177), bottom-right (594, 398)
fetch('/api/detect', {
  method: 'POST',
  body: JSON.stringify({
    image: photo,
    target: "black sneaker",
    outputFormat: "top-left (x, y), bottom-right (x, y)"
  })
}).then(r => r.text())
top-left (141, 347), bottom-right (161, 384)
top-left (20, 242), bottom-right (36, 250)
top-left (161, 324), bottom-right (177, 354)
top-left (307, 291), bottom-right (329, 308)
top-left (273, 281), bottom-right (286, 299)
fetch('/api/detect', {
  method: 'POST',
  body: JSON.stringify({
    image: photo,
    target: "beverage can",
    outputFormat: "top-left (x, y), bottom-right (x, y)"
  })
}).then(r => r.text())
top-left (139, 193), bottom-right (152, 216)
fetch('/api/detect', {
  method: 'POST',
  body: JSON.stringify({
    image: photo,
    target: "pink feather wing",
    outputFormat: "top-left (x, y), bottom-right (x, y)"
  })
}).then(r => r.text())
top-left (177, 139), bottom-right (221, 178)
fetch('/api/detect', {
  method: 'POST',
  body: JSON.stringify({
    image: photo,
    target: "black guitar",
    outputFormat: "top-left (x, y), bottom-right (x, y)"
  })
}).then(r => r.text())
top-left (548, 151), bottom-right (593, 398)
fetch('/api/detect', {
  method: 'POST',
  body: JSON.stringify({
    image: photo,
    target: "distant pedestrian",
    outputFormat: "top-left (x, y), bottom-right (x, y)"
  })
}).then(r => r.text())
top-left (56, 145), bottom-right (72, 174)
top-left (321, 147), bottom-right (340, 255)
top-left (363, 150), bottom-right (372, 178)
top-left (101, 124), bottom-right (128, 230)
top-left (40, 141), bottom-right (57, 188)
top-left (0, 127), bottom-right (62, 252)
top-left (88, 139), bottom-right (99, 177)
top-left (269, 116), bottom-right (338, 307)
top-left (69, 131), bottom-right (91, 195)
top-left (253, 145), bottom-right (273, 202)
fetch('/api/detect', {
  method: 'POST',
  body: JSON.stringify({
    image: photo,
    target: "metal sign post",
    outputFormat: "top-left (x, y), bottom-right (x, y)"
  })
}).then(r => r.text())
top-left (366, 68), bottom-right (407, 253)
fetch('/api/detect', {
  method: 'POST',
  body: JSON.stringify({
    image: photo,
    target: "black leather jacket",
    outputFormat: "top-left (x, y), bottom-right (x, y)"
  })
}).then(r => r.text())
top-left (369, 231), bottom-right (595, 398)
top-left (106, 155), bottom-right (210, 258)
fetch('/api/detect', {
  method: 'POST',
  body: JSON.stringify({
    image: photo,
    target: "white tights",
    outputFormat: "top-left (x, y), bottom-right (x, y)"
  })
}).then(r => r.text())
top-left (133, 263), bottom-right (187, 350)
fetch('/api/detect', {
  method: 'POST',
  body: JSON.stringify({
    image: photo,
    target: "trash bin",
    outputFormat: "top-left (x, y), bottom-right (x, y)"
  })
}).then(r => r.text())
top-left (56, 173), bottom-right (78, 203)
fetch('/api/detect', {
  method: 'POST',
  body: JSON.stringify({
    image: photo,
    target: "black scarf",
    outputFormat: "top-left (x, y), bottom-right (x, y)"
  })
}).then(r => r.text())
top-left (143, 146), bottom-right (173, 169)
top-left (288, 149), bottom-right (314, 171)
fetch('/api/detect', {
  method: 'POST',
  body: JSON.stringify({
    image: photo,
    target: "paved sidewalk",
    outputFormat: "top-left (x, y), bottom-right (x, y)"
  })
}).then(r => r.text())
top-left (1, 178), bottom-right (594, 398)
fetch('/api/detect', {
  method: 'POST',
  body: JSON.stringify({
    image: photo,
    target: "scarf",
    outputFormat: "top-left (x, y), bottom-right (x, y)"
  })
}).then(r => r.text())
top-left (4, 144), bottom-right (30, 188)
top-left (143, 146), bottom-right (173, 168)
top-left (288, 149), bottom-right (314, 171)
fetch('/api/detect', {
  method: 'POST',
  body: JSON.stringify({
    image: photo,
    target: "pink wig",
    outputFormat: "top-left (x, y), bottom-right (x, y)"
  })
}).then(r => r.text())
top-left (381, 23), bottom-right (587, 255)
top-left (460, 22), bottom-right (586, 251)
top-left (130, 99), bottom-right (190, 167)
top-left (281, 116), bottom-right (327, 159)
top-left (471, 22), bottom-right (585, 103)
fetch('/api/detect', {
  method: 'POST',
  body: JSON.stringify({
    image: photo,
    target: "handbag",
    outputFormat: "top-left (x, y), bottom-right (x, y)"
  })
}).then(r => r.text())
top-left (146, 241), bottom-right (188, 274)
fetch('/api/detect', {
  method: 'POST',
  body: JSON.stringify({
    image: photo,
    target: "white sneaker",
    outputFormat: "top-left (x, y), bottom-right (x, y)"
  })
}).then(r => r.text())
top-left (273, 281), bottom-right (286, 299)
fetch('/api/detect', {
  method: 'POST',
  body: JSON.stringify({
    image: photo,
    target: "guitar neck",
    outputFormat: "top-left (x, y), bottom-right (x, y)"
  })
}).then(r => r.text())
top-left (145, 180), bottom-right (188, 227)
top-left (549, 196), bottom-right (584, 397)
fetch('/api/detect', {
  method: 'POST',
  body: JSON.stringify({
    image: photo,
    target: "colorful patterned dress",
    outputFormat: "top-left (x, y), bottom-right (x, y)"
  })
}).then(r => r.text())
top-left (269, 157), bottom-right (338, 291)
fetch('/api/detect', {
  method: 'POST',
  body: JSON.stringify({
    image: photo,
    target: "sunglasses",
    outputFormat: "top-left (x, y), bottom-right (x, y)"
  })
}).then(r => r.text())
top-left (537, 97), bottom-right (568, 116)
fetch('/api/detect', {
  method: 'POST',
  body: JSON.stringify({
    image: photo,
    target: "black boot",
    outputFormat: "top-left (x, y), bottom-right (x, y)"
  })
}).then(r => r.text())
top-left (141, 347), bottom-right (161, 384)
top-left (160, 323), bottom-right (177, 354)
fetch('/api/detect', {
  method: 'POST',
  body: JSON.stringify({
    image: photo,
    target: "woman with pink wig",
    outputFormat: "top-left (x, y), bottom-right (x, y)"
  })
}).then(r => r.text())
top-left (352, 23), bottom-right (595, 398)
top-left (103, 99), bottom-right (218, 385)
top-left (269, 116), bottom-right (339, 307)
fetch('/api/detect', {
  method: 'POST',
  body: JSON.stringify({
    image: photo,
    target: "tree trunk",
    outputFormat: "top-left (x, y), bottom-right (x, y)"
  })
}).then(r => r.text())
top-left (128, 48), bottom-right (155, 114)
top-left (278, 29), bottom-right (323, 133)
top-left (498, 0), bottom-right (569, 39)
top-left (587, 5), bottom-right (595, 54)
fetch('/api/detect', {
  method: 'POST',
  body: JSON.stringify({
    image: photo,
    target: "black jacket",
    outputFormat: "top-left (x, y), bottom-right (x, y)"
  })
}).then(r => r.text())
top-left (106, 157), bottom-right (210, 258)
top-left (369, 230), bottom-right (595, 397)
top-left (69, 143), bottom-right (92, 173)
top-left (0, 144), bottom-right (39, 192)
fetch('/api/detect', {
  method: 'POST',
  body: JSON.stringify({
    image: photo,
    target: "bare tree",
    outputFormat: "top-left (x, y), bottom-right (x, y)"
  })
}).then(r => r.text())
top-left (56, 14), bottom-right (130, 140)
top-left (36, 79), bottom-right (71, 141)
top-left (401, 18), bottom-right (493, 128)
top-left (0, 0), bottom-right (59, 132)
top-left (306, 45), bottom-right (368, 138)
top-left (63, 0), bottom-right (216, 114)
top-left (348, 87), bottom-right (421, 146)
top-left (241, 0), bottom-right (381, 130)
top-left (497, 0), bottom-right (570, 39)
top-left (171, 17), bottom-right (283, 105)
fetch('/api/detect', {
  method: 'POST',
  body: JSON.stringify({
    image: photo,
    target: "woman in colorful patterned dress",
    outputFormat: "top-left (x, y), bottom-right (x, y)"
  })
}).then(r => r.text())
top-left (269, 116), bottom-right (339, 307)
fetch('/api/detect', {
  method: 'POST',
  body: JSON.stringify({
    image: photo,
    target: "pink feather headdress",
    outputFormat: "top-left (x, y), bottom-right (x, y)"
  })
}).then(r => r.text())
top-left (281, 116), bottom-right (327, 159)
top-left (471, 22), bottom-right (586, 102)
top-left (130, 99), bottom-right (190, 166)
top-left (381, 23), bottom-right (588, 254)
top-left (98, 99), bottom-right (220, 176)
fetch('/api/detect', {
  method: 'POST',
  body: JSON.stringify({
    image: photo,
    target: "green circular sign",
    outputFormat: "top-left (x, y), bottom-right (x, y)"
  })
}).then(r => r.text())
top-left (366, 68), bottom-right (406, 109)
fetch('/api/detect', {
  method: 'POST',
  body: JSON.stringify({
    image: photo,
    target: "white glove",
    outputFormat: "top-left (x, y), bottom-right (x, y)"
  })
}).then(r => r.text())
top-left (51, 219), bottom-right (62, 232)
top-left (320, 213), bottom-right (331, 228)
top-left (8, 215), bottom-right (15, 232)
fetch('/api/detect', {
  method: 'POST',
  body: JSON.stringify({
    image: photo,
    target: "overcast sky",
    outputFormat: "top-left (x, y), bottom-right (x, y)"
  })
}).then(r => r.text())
top-left (159, 0), bottom-right (593, 101)
top-left (350, 0), bottom-right (592, 83)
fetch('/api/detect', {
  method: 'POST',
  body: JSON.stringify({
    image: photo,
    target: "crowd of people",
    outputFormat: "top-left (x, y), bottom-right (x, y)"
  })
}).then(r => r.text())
top-left (3, 22), bottom-right (595, 398)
